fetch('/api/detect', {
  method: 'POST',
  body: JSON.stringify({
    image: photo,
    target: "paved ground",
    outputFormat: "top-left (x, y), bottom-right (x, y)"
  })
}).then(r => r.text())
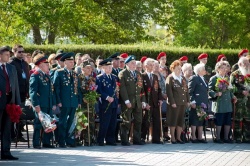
top-left (1, 127), bottom-right (250, 166)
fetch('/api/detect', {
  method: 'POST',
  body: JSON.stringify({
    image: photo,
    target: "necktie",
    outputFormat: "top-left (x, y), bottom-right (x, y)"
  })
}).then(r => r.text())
top-left (2, 64), bottom-right (10, 93)
top-left (150, 73), bottom-right (153, 85)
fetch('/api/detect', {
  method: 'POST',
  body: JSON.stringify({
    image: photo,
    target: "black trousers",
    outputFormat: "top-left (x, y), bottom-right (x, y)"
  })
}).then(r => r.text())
top-left (1, 94), bottom-right (12, 156)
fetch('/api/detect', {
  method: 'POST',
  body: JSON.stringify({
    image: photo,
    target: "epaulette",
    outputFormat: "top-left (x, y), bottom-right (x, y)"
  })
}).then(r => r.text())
top-left (33, 70), bottom-right (39, 75)
top-left (51, 67), bottom-right (58, 71)
top-left (57, 68), bottom-right (64, 71)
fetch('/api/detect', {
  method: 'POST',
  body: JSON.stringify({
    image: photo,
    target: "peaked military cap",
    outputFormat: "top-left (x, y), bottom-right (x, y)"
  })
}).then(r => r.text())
top-left (108, 52), bottom-right (120, 60)
top-left (0, 46), bottom-right (12, 53)
top-left (60, 52), bottom-right (75, 61)
top-left (99, 58), bottom-right (112, 66)
top-left (81, 59), bottom-right (92, 68)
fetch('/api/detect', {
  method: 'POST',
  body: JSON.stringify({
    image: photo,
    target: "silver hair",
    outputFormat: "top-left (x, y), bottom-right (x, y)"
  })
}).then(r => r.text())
top-left (215, 61), bottom-right (227, 73)
top-left (238, 57), bottom-right (248, 66)
top-left (136, 61), bottom-right (142, 66)
top-left (144, 58), bottom-right (155, 66)
top-left (182, 63), bottom-right (192, 73)
top-left (193, 63), bottom-right (205, 75)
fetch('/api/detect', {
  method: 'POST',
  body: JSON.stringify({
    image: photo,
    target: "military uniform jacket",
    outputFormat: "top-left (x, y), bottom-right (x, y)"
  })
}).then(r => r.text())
top-left (53, 68), bottom-right (82, 108)
top-left (29, 69), bottom-right (55, 108)
top-left (142, 72), bottom-right (163, 107)
top-left (166, 74), bottom-right (190, 106)
top-left (112, 68), bottom-right (121, 77)
top-left (119, 69), bottom-right (146, 109)
top-left (49, 66), bottom-right (61, 82)
top-left (188, 75), bottom-right (209, 106)
top-left (230, 69), bottom-right (248, 99)
top-left (96, 73), bottom-right (119, 110)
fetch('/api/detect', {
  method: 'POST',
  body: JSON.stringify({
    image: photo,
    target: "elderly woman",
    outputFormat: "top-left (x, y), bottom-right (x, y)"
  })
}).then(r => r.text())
top-left (166, 60), bottom-right (190, 144)
top-left (209, 61), bottom-right (236, 143)
top-left (182, 63), bottom-right (193, 82)
top-left (188, 63), bottom-right (208, 143)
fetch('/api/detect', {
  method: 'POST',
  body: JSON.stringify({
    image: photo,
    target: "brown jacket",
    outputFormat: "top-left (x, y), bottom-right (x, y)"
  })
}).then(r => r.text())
top-left (142, 73), bottom-right (163, 107)
top-left (166, 74), bottom-right (190, 106)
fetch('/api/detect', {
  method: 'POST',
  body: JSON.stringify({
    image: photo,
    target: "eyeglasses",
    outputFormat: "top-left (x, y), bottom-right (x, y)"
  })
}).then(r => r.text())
top-left (17, 51), bottom-right (24, 53)
top-left (120, 61), bottom-right (125, 63)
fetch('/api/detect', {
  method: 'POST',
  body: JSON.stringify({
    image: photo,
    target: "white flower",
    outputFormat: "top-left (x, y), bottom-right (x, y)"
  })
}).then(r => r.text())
top-left (78, 118), bottom-right (82, 123)
top-left (84, 123), bottom-right (88, 126)
top-left (78, 112), bottom-right (83, 116)
top-left (76, 126), bottom-right (81, 130)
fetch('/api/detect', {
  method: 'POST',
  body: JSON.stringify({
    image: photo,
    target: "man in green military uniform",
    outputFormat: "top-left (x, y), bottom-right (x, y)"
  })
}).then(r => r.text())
top-left (53, 52), bottom-right (82, 148)
top-left (79, 60), bottom-right (96, 146)
top-left (29, 53), bottom-right (56, 149)
top-left (119, 55), bottom-right (147, 146)
top-left (230, 57), bottom-right (250, 143)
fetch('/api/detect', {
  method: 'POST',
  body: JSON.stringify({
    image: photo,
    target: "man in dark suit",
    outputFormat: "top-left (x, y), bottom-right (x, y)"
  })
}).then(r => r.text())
top-left (109, 52), bottom-right (121, 76)
top-left (119, 55), bottom-right (147, 146)
top-left (96, 58), bottom-right (119, 146)
top-left (0, 46), bottom-right (21, 160)
top-left (53, 52), bottom-right (82, 148)
top-left (29, 54), bottom-right (56, 149)
top-left (9, 44), bottom-right (30, 142)
top-left (141, 58), bottom-right (163, 144)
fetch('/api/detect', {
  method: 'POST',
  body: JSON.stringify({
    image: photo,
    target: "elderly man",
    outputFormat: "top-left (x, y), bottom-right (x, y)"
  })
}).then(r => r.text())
top-left (136, 61), bottom-right (143, 73)
top-left (119, 55), bottom-right (147, 146)
top-left (231, 49), bottom-right (249, 72)
top-left (0, 46), bottom-right (21, 160)
top-left (182, 63), bottom-right (193, 82)
top-left (141, 58), bottom-right (163, 144)
top-left (230, 57), bottom-right (250, 143)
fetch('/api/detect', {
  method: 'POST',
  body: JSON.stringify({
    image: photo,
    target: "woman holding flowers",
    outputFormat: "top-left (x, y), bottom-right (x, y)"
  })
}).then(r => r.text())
top-left (188, 63), bottom-right (209, 143)
top-left (166, 60), bottom-right (190, 144)
top-left (208, 61), bottom-right (237, 143)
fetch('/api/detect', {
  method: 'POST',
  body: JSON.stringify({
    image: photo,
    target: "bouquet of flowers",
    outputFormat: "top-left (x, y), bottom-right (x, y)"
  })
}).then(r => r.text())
top-left (38, 111), bottom-right (57, 133)
top-left (196, 103), bottom-right (209, 121)
top-left (215, 77), bottom-right (229, 92)
top-left (244, 74), bottom-right (250, 91)
top-left (6, 104), bottom-right (23, 123)
top-left (84, 84), bottom-right (100, 105)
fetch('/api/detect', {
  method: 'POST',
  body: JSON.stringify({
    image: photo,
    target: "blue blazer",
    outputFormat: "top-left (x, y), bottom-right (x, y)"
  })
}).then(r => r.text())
top-left (29, 69), bottom-right (56, 108)
top-left (53, 68), bottom-right (82, 108)
top-left (0, 63), bottom-right (21, 110)
top-left (96, 73), bottom-right (118, 110)
top-left (188, 75), bottom-right (209, 106)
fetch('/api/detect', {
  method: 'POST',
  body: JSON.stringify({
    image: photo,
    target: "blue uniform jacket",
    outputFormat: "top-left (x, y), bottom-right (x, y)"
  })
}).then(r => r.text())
top-left (96, 73), bottom-right (118, 110)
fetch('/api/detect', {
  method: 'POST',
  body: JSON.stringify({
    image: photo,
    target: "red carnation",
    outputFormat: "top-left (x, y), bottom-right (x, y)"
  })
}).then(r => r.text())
top-left (6, 104), bottom-right (22, 123)
top-left (116, 82), bottom-right (121, 87)
top-left (147, 88), bottom-right (151, 92)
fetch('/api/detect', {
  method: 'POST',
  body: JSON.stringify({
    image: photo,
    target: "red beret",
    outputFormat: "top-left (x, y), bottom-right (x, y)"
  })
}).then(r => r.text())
top-left (140, 56), bottom-right (147, 63)
top-left (157, 52), bottom-right (167, 60)
top-left (217, 54), bottom-right (226, 62)
top-left (238, 49), bottom-right (248, 57)
top-left (198, 53), bottom-right (208, 60)
top-left (179, 56), bottom-right (188, 61)
top-left (120, 53), bottom-right (128, 59)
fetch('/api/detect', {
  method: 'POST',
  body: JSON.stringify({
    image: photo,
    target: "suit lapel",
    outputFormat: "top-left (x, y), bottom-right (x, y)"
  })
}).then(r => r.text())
top-left (143, 72), bottom-right (152, 88)
top-left (0, 65), bottom-right (5, 79)
top-left (198, 75), bottom-right (207, 87)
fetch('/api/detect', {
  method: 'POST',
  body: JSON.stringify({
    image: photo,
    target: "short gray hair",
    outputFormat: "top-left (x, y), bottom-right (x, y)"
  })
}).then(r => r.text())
top-left (136, 61), bottom-right (142, 66)
top-left (215, 61), bottom-right (227, 73)
top-left (144, 58), bottom-right (154, 66)
top-left (193, 63), bottom-right (205, 75)
top-left (182, 63), bottom-right (192, 73)
top-left (238, 57), bottom-right (248, 66)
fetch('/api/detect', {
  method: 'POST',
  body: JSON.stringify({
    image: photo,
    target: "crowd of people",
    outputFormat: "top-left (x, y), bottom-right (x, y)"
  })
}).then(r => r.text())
top-left (1, 44), bottom-right (250, 160)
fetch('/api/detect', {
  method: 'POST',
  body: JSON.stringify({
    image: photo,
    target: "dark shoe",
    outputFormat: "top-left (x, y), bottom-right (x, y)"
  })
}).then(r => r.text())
top-left (18, 137), bottom-right (28, 142)
top-left (171, 141), bottom-right (177, 144)
top-left (59, 145), bottom-right (67, 148)
top-left (106, 142), bottom-right (117, 146)
top-left (141, 139), bottom-right (146, 143)
top-left (121, 142), bottom-right (130, 146)
top-left (133, 141), bottom-right (145, 145)
top-left (177, 139), bottom-right (185, 144)
top-left (235, 140), bottom-right (242, 144)
top-left (1, 155), bottom-right (19, 160)
top-left (98, 142), bottom-right (105, 146)
top-left (214, 139), bottom-right (224, 144)
top-left (164, 136), bottom-right (170, 141)
top-left (33, 146), bottom-right (41, 149)
top-left (191, 139), bottom-right (199, 143)
top-left (224, 139), bottom-right (234, 144)
top-left (152, 141), bottom-right (163, 144)
top-left (43, 144), bottom-right (55, 148)
top-left (116, 140), bottom-right (121, 143)
top-left (84, 142), bottom-right (93, 146)
top-left (67, 144), bottom-right (76, 148)
top-left (198, 139), bottom-right (207, 143)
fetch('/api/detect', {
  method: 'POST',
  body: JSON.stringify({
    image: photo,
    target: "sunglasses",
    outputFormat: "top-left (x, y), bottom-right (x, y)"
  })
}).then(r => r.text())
top-left (17, 51), bottom-right (24, 53)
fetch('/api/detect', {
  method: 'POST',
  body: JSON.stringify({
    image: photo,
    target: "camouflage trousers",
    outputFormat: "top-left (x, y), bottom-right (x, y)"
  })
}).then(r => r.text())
top-left (234, 98), bottom-right (250, 142)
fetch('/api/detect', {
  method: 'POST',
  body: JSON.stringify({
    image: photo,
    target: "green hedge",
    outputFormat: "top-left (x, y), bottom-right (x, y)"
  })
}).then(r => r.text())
top-left (22, 44), bottom-right (241, 68)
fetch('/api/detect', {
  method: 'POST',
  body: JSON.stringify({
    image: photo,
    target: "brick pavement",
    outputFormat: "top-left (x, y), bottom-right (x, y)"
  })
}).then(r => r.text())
top-left (1, 128), bottom-right (250, 166)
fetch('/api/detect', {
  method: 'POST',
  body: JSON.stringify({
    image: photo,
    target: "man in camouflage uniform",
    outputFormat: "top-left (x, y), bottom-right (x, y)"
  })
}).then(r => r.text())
top-left (79, 60), bottom-right (96, 146)
top-left (231, 49), bottom-right (248, 72)
top-left (230, 57), bottom-right (250, 143)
